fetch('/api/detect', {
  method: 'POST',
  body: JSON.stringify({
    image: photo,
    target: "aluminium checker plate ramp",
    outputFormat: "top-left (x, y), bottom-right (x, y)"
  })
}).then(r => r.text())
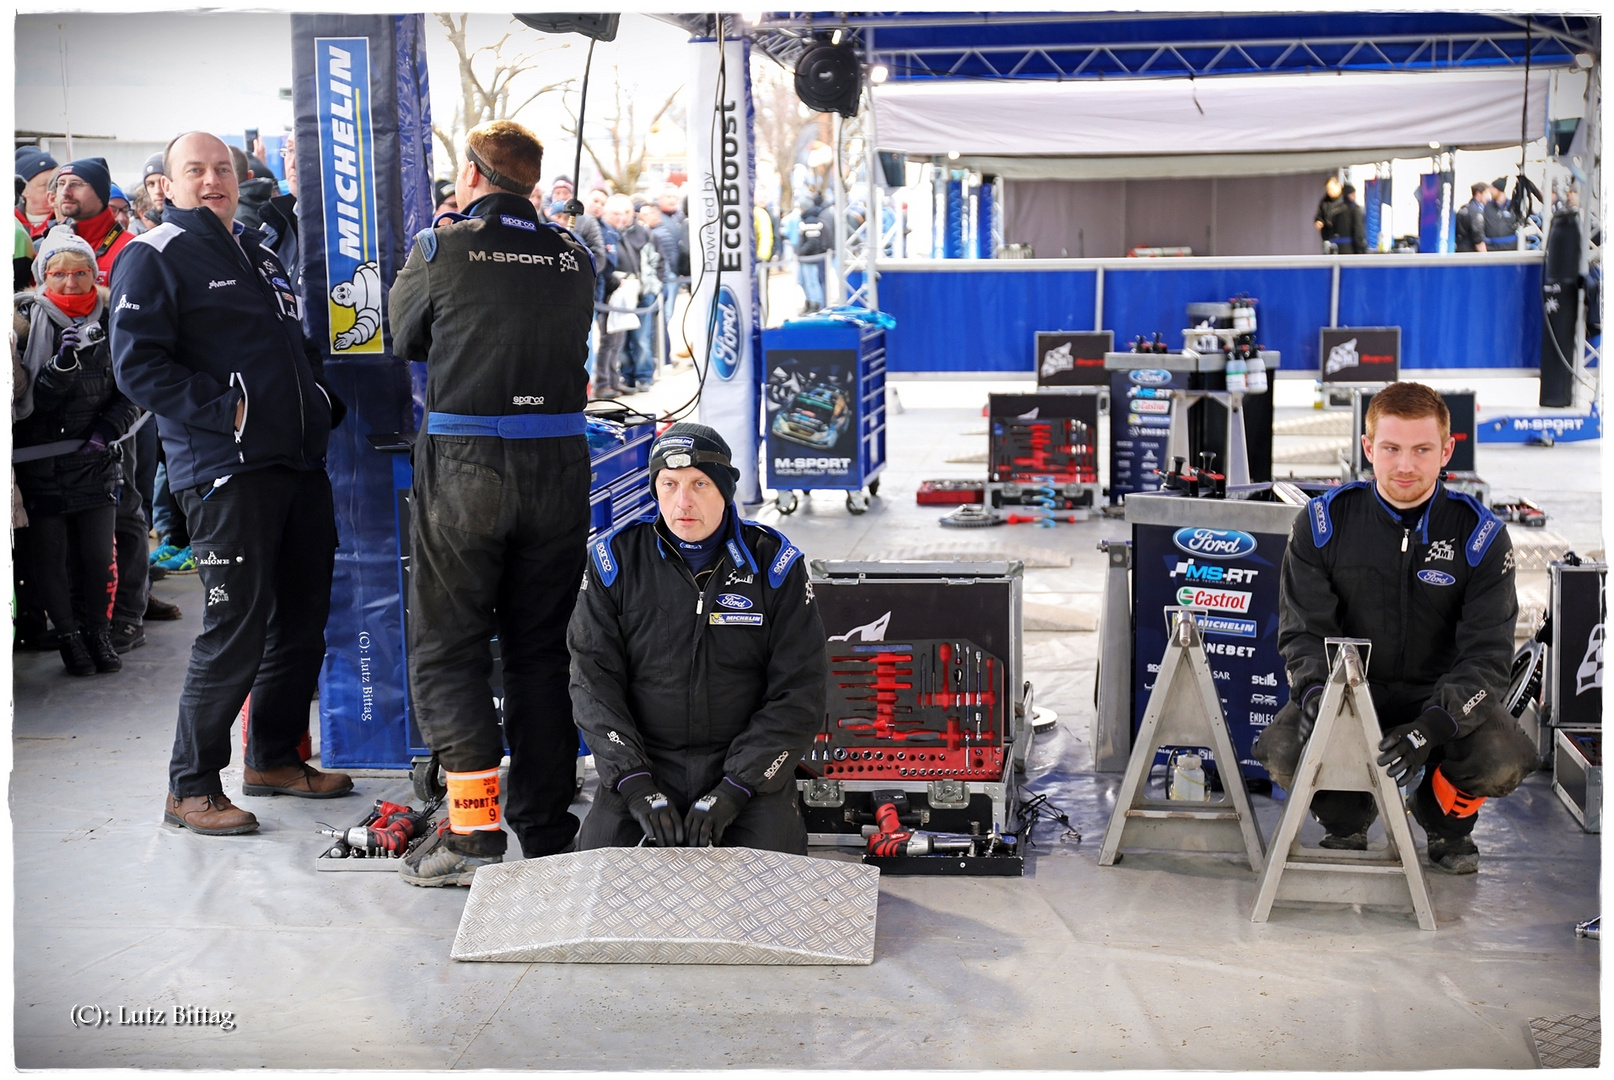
top-left (450, 847), bottom-right (878, 964)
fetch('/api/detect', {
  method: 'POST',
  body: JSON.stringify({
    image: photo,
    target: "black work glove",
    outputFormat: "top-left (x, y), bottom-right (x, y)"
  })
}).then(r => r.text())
top-left (1294, 684), bottom-right (1325, 742)
top-left (617, 772), bottom-right (685, 847)
top-left (684, 777), bottom-right (751, 848)
top-left (1376, 707), bottom-right (1458, 785)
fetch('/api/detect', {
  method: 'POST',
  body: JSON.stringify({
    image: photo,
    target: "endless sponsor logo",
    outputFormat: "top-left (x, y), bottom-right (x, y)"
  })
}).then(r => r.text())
top-left (1172, 527), bottom-right (1258, 559)
top-left (1176, 586), bottom-right (1253, 612)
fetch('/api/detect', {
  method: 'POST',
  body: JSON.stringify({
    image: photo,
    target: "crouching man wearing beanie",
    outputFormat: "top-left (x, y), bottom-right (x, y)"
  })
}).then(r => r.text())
top-left (567, 422), bottom-right (828, 853)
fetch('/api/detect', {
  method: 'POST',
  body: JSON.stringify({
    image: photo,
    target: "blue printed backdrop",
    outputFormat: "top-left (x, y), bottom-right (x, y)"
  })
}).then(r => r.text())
top-left (868, 260), bottom-right (1543, 374)
top-left (294, 14), bottom-right (423, 769)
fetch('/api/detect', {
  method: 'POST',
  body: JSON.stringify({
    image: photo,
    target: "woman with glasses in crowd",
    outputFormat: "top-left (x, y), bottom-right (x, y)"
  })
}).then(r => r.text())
top-left (12, 226), bottom-right (141, 675)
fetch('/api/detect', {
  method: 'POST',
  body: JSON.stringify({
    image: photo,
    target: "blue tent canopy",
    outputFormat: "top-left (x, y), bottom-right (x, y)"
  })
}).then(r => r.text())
top-left (666, 12), bottom-right (1597, 80)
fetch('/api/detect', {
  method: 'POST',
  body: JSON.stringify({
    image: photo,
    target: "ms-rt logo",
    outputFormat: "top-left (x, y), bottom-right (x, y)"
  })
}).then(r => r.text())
top-left (1170, 558), bottom-right (1258, 584)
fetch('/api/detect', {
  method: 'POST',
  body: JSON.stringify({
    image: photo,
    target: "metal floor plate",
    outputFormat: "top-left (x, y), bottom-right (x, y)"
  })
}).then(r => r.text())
top-left (1529, 1014), bottom-right (1601, 1068)
top-left (451, 847), bottom-right (879, 965)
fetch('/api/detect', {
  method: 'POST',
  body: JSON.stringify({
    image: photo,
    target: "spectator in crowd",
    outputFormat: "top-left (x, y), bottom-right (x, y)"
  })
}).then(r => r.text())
top-left (257, 133), bottom-right (302, 293)
top-left (137, 156), bottom-right (166, 231)
top-left (113, 130), bottom-right (353, 837)
top-left (16, 146), bottom-right (58, 242)
top-left (433, 178), bottom-right (458, 218)
top-left (593, 195), bottom-right (631, 399)
top-left (50, 159), bottom-right (133, 286)
top-left (643, 200), bottom-right (683, 366)
top-left (230, 145), bottom-right (276, 230)
top-left (545, 174), bottom-right (575, 220)
top-left (791, 190), bottom-right (832, 313)
top-left (585, 187), bottom-right (610, 221)
top-left (607, 193), bottom-right (655, 392)
top-left (108, 186), bottom-right (132, 234)
top-left (14, 201), bottom-right (36, 291)
top-left (13, 227), bottom-right (141, 677)
top-left (545, 190), bottom-right (610, 388)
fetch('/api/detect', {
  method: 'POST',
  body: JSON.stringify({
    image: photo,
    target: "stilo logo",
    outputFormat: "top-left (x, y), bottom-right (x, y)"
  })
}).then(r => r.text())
top-left (708, 285), bottom-right (742, 381)
top-left (1129, 368), bottom-right (1172, 386)
top-left (1172, 528), bottom-right (1258, 560)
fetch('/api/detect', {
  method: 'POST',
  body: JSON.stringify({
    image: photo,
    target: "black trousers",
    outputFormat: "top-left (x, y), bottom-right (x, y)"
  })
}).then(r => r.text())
top-left (112, 434), bottom-right (150, 629)
top-left (408, 433), bottom-right (590, 859)
top-left (1252, 683), bottom-right (1539, 842)
top-left (168, 467), bottom-right (336, 797)
top-left (15, 504), bottom-right (117, 636)
top-left (578, 771), bottom-right (810, 855)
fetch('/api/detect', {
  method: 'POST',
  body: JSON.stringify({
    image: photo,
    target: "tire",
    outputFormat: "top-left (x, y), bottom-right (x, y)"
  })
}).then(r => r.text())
top-left (868, 478), bottom-right (881, 497)
top-left (411, 755), bottom-right (447, 803)
top-left (846, 491), bottom-right (869, 515)
top-left (776, 490), bottom-right (799, 514)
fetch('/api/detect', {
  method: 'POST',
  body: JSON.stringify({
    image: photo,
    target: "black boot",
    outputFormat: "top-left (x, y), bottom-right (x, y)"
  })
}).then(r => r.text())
top-left (86, 627), bottom-right (122, 673)
top-left (57, 631), bottom-right (95, 676)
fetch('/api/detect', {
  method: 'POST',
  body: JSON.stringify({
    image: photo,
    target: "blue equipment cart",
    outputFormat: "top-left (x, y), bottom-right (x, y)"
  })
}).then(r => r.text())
top-left (762, 312), bottom-right (888, 515)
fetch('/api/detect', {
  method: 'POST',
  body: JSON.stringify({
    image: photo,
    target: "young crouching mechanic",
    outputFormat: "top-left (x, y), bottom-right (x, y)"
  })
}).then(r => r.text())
top-left (1253, 381), bottom-right (1538, 874)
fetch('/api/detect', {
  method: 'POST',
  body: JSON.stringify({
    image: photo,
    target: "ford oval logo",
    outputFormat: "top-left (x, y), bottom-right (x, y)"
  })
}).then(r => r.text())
top-left (708, 285), bottom-right (742, 381)
top-left (1417, 569), bottom-right (1456, 586)
top-left (1130, 368), bottom-right (1172, 386)
top-left (717, 593), bottom-right (753, 610)
top-left (1172, 527), bottom-right (1258, 559)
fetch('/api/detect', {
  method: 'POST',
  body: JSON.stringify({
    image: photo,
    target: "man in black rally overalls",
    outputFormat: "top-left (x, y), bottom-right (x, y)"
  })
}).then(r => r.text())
top-left (388, 120), bottom-right (596, 885)
top-left (568, 424), bottom-right (828, 853)
top-left (1253, 382), bottom-right (1538, 874)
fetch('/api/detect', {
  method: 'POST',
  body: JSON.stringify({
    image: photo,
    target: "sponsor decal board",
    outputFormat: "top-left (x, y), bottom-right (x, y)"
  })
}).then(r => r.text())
top-left (315, 37), bottom-right (384, 355)
top-left (1035, 331), bottom-right (1112, 387)
top-left (1109, 366), bottom-right (1190, 505)
top-left (1320, 326), bottom-right (1399, 385)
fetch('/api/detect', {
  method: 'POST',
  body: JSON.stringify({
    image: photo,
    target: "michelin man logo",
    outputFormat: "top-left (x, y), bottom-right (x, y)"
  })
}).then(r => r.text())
top-left (331, 261), bottom-right (382, 351)
top-left (1324, 337), bottom-right (1360, 376)
top-left (558, 250), bottom-right (579, 273)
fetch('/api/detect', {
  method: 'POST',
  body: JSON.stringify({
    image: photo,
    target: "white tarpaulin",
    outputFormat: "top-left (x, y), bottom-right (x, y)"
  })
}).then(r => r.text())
top-left (875, 69), bottom-right (1550, 160)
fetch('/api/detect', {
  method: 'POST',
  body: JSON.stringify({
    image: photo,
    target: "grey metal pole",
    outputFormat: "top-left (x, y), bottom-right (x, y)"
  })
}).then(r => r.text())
top-left (830, 113), bottom-right (848, 305)
top-left (861, 30), bottom-right (880, 311)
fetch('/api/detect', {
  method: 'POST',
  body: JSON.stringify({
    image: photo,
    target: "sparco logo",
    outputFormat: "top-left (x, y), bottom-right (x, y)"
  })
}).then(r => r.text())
top-left (1172, 528), bottom-right (1258, 559)
top-left (1469, 518), bottom-right (1497, 555)
top-left (762, 750), bottom-right (791, 780)
top-left (593, 541), bottom-right (614, 575)
top-left (1129, 369), bottom-right (1172, 386)
top-left (771, 546), bottom-right (797, 576)
top-left (1176, 586), bottom-right (1253, 612)
top-left (512, 395), bottom-right (546, 405)
top-left (709, 285), bottom-right (742, 380)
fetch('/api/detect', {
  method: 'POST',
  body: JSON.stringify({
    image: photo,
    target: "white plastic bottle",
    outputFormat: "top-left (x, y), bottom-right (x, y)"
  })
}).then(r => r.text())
top-left (1224, 352), bottom-right (1248, 394)
top-left (1169, 752), bottom-right (1208, 801)
top-left (1247, 352), bottom-right (1268, 394)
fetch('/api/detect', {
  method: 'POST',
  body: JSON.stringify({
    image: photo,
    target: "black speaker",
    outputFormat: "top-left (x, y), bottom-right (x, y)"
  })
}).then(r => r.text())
top-left (877, 151), bottom-right (905, 188)
top-left (795, 41), bottom-right (863, 117)
top-left (513, 14), bottom-right (619, 41)
top-left (1539, 210), bottom-right (1582, 407)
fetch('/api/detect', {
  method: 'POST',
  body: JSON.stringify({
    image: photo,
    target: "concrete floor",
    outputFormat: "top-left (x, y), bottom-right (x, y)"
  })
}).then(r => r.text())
top-left (11, 374), bottom-right (1603, 1069)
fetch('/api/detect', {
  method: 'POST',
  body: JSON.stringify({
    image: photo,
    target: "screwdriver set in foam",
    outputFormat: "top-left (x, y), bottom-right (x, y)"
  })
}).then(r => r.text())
top-left (806, 637), bottom-right (1007, 782)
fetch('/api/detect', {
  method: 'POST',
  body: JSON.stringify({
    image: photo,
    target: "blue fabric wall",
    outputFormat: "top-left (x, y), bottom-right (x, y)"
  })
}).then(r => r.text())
top-left (871, 261), bottom-right (1542, 374)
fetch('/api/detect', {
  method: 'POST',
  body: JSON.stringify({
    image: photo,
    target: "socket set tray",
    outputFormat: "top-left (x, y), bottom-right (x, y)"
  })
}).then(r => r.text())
top-left (804, 637), bottom-right (1006, 782)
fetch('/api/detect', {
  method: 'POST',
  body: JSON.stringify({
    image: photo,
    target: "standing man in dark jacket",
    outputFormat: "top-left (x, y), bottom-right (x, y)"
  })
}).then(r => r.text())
top-left (570, 423), bottom-right (827, 853)
top-left (111, 130), bottom-right (353, 838)
top-left (388, 120), bottom-right (596, 886)
top-left (1253, 382), bottom-right (1537, 874)
top-left (1456, 182), bottom-right (1490, 253)
top-left (1484, 177), bottom-right (1519, 251)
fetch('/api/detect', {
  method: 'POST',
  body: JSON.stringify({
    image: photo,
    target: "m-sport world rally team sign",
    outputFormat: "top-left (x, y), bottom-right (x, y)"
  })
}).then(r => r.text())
top-left (315, 37), bottom-right (384, 355)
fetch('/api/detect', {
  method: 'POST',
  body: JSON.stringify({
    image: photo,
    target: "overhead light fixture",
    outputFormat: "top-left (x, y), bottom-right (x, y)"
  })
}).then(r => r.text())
top-left (1575, 52), bottom-right (1596, 70)
top-left (739, 12), bottom-right (763, 26)
top-left (869, 64), bottom-right (889, 85)
top-left (1428, 141), bottom-right (1440, 149)
top-left (947, 150), bottom-right (961, 160)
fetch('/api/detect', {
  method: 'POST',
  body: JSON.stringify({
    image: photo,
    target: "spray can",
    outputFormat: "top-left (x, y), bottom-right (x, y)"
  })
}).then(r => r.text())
top-left (1168, 751), bottom-right (1208, 801)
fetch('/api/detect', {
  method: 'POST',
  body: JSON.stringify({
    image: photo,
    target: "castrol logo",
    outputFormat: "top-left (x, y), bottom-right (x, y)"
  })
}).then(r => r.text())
top-left (1176, 586), bottom-right (1253, 612)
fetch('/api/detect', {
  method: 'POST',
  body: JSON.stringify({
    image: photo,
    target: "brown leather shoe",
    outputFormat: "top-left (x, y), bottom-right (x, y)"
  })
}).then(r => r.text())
top-left (164, 793), bottom-right (259, 836)
top-left (241, 762), bottom-right (355, 799)
top-left (144, 596), bottom-right (182, 621)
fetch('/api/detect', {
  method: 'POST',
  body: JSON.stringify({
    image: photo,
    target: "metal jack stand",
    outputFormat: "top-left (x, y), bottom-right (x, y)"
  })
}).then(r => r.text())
top-left (1098, 607), bottom-right (1266, 871)
top-left (1251, 638), bottom-right (1436, 931)
top-left (1092, 539), bottom-right (1133, 772)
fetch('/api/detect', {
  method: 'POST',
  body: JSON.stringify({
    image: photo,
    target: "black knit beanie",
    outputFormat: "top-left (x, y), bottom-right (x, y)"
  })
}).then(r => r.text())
top-left (649, 422), bottom-right (739, 504)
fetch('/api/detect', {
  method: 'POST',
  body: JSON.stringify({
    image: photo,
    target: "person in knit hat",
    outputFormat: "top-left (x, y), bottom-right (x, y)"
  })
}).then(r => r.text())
top-left (13, 224), bottom-right (142, 677)
top-left (568, 420), bottom-right (828, 855)
top-left (15, 146), bottom-right (58, 241)
top-left (139, 152), bottom-right (166, 227)
top-left (50, 158), bottom-right (132, 285)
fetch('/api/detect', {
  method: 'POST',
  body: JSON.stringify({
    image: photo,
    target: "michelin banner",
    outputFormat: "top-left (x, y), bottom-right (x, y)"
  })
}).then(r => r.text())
top-left (688, 34), bottom-right (762, 503)
top-left (315, 36), bottom-right (384, 355)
